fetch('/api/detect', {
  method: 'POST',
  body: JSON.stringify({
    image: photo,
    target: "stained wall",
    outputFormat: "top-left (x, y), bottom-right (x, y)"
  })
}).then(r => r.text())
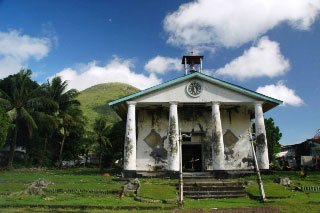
top-left (136, 105), bottom-right (254, 171)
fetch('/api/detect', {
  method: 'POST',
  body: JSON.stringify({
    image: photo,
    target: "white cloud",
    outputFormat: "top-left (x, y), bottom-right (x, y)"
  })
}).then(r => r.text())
top-left (51, 57), bottom-right (162, 91)
top-left (144, 56), bottom-right (182, 74)
top-left (0, 30), bottom-right (51, 78)
top-left (257, 81), bottom-right (304, 107)
top-left (215, 37), bottom-right (289, 80)
top-left (164, 0), bottom-right (320, 49)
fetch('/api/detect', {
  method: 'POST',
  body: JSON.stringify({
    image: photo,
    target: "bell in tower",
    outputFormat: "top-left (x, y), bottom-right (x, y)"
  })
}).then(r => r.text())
top-left (182, 51), bottom-right (204, 75)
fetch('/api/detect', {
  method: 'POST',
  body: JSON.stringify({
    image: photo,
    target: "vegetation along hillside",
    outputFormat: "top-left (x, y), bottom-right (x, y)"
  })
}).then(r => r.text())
top-left (77, 82), bottom-right (139, 129)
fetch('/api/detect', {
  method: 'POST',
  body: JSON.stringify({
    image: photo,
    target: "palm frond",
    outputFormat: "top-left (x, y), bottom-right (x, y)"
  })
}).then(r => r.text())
top-left (20, 107), bottom-right (37, 136)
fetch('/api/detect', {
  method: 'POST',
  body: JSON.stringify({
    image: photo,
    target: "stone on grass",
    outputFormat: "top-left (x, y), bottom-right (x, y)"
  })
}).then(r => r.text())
top-left (120, 178), bottom-right (141, 199)
top-left (274, 177), bottom-right (291, 186)
top-left (22, 178), bottom-right (51, 195)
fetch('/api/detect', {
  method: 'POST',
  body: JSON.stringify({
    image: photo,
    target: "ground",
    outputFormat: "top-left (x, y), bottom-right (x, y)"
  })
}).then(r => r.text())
top-left (0, 168), bottom-right (320, 212)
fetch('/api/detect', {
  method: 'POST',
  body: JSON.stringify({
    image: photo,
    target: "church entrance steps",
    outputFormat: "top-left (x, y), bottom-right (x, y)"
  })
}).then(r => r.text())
top-left (183, 172), bottom-right (212, 177)
top-left (183, 176), bottom-right (246, 199)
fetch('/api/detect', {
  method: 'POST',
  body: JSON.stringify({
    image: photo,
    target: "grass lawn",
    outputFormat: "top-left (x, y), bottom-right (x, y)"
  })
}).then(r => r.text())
top-left (246, 183), bottom-right (293, 198)
top-left (0, 168), bottom-right (320, 212)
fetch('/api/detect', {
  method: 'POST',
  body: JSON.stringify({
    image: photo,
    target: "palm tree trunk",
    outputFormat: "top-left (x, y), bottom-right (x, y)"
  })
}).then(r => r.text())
top-left (40, 136), bottom-right (48, 167)
top-left (84, 151), bottom-right (88, 167)
top-left (99, 140), bottom-right (102, 171)
top-left (7, 120), bottom-right (18, 170)
top-left (58, 127), bottom-right (67, 168)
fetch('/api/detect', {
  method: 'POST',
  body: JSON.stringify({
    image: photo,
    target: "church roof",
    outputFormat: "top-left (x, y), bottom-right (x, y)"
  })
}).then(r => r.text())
top-left (109, 72), bottom-right (282, 106)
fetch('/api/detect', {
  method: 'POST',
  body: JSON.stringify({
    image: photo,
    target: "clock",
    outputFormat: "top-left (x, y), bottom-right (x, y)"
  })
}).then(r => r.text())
top-left (186, 80), bottom-right (202, 97)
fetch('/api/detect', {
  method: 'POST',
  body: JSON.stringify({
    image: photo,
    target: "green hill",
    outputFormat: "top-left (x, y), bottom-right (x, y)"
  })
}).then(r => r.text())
top-left (77, 82), bottom-right (139, 129)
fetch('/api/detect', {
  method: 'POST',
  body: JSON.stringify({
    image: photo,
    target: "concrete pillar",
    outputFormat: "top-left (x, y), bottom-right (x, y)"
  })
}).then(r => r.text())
top-left (168, 102), bottom-right (180, 171)
top-left (212, 102), bottom-right (225, 170)
top-left (124, 101), bottom-right (136, 171)
top-left (254, 101), bottom-right (269, 169)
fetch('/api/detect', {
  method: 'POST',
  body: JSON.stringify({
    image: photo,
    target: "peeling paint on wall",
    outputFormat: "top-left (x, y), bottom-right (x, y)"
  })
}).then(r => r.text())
top-left (136, 105), bottom-right (254, 171)
top-left (144, 129), bottom-right (167, 164)
top-left (168, 116), bottom-right (178, 155)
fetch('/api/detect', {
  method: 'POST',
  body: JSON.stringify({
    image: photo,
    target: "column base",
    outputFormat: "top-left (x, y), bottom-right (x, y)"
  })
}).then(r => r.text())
top-left (122, 170), bottom-right (179, 178)
top-left (122, 170), bottom-right (137, 178)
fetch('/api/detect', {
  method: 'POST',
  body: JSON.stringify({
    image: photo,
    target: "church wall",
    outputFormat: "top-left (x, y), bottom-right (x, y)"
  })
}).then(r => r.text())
top-left (220, 107), bottom-right (254, 170)
top-left (136, 108), bottom-right (169, 171)
top-left (136, 106), bottom-right (254, 171)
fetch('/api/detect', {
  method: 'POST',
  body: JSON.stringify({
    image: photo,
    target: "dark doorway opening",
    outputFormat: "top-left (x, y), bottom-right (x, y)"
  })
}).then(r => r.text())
top-left (182, 144), bottom-right (202, 172)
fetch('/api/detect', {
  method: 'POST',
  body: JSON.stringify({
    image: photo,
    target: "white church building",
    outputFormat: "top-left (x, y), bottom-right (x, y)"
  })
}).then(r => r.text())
top-left (109, 54), bottom-right (282, 177)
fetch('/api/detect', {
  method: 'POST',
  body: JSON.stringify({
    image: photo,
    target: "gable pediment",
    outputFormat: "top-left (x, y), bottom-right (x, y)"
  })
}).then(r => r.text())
top-left (133, 76), bottom-right (259, 103)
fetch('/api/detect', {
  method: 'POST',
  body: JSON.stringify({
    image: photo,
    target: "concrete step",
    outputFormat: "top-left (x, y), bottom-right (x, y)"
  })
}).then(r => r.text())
top-left (183, 180), bottom-right (244, 186)
top-left (184, 185), bottom-right (244, 191)
top-left (184, 190), bottom-right (246, 196)
top-left (183, 172), bottom-right (212, 177)
top-left (182, 176), bottom-right (246, 199)
top-left (185, 193), bottom-right (247, 199)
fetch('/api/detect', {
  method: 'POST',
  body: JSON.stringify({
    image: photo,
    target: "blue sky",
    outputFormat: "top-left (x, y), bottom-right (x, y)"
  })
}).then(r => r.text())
top-left (0, 0), bottom-right (319, 145)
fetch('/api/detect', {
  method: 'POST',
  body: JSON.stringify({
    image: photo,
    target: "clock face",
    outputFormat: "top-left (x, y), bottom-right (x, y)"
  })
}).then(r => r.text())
top-left (187, 81), bottom-right (202, 97)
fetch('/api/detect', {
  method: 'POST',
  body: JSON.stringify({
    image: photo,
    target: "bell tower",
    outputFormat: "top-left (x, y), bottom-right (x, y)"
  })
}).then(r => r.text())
top-left (182, 51), bottom-right (204, 75)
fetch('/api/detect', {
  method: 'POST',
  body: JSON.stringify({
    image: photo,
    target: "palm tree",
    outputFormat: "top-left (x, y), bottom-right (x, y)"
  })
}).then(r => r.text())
top-left (0, 69), bottom-right (39, 170)
top-left (94, 117), bottom-right (112, 171)
top-left (44, 76), bottom-right (82, 168)
top-left (80, 131), bottom-right (96, 167)
top-left (33, 112), bottom-right (58, 167)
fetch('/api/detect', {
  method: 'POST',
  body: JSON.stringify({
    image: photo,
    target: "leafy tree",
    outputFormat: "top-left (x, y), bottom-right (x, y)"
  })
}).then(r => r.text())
top-left (44, 77), bottom-right (82, 168)
top-left (94, 117), bottom-right (112, 171)
top-left (105, 120), bottom-right (126, 168)
top-left (80, 131), bottom-right (96, 167)
top-left (252, 117), bottom-right (282, 166)
top-left (0, 106), bottom-right (12, 147)
top-left (33, 112), bottom-right (58, 166)
top-left (0, 69), bottom-right (40, 170)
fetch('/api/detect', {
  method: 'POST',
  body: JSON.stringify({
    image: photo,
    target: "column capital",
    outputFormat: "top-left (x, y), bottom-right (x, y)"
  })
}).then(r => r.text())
top-left (254, 101), bottom-right (264, 107)
top-left (127, 101), bottom-right (137, 106)
top-left (211, 101), bottom-right (221, 106)
top-left (169, 101), bottom-right (178, 106)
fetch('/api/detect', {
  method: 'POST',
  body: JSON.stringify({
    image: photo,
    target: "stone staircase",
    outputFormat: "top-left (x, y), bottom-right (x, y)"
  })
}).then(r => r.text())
top-left (183, 172), bottom-right (246, 199)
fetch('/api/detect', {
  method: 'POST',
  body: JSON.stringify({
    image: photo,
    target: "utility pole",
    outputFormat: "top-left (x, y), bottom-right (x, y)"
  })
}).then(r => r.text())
top-left (248, 129), bottom-right (267, 202)
top-left (178, 129), bottom-right (184, 205)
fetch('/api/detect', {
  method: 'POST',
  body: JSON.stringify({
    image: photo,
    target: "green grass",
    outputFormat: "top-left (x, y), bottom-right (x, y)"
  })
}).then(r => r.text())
top-left (139, 178), bottom-right (178, 185)
top-left (0, 183), bottom-right (29, 194)
top-left (0, 194), bottom-right (174, 208)
top-left (182, 197), bottom-right (262, 209)
top-left (246, 183), bottom-right (293, 198)
top-left (0, 168), bottom-right (116, 183)
top-left (47, 183), bottom-right (123, 191)
top-left (138, 184), bottom-right (177, 200)
top-left (1, 168), bottom-right (320, 212)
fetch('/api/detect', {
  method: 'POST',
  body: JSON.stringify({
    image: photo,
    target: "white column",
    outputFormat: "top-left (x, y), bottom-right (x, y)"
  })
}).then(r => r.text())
top-left (212, 102), bottom-right (225, 170)
top-left (168, 102), bottom-right (180, 171)
top-left (124, 101), bottom-right (136, 170)
top-left (254, 101), bottom-right (269, 169)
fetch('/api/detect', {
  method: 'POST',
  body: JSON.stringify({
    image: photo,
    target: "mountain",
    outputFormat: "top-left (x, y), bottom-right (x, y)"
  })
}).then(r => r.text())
top-left (77, 82), bottom-right (139, 129)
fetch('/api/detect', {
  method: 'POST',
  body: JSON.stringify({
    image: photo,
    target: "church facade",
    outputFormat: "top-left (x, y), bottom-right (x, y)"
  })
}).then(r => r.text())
top-left (109, 55), bottom-right (282, 177)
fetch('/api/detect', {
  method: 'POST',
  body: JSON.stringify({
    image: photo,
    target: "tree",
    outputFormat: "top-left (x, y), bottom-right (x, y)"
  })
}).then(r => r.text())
top-left (79, 131), bottom-right (96, 167)
top-left (252, 117), bottom-right (282, 166)
top-left (94, 117), bottom-right (112, 171)
top-left (44, 76), bottom-right (82, 168)
top-left (0, 106), bottom-right (12, 147)
top-left (0, 69), bottom-right (39, 170)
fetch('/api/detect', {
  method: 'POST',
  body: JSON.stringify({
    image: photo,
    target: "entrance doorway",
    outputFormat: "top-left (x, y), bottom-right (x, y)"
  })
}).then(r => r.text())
top-left (182, 144), bottom-right (202, 172)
